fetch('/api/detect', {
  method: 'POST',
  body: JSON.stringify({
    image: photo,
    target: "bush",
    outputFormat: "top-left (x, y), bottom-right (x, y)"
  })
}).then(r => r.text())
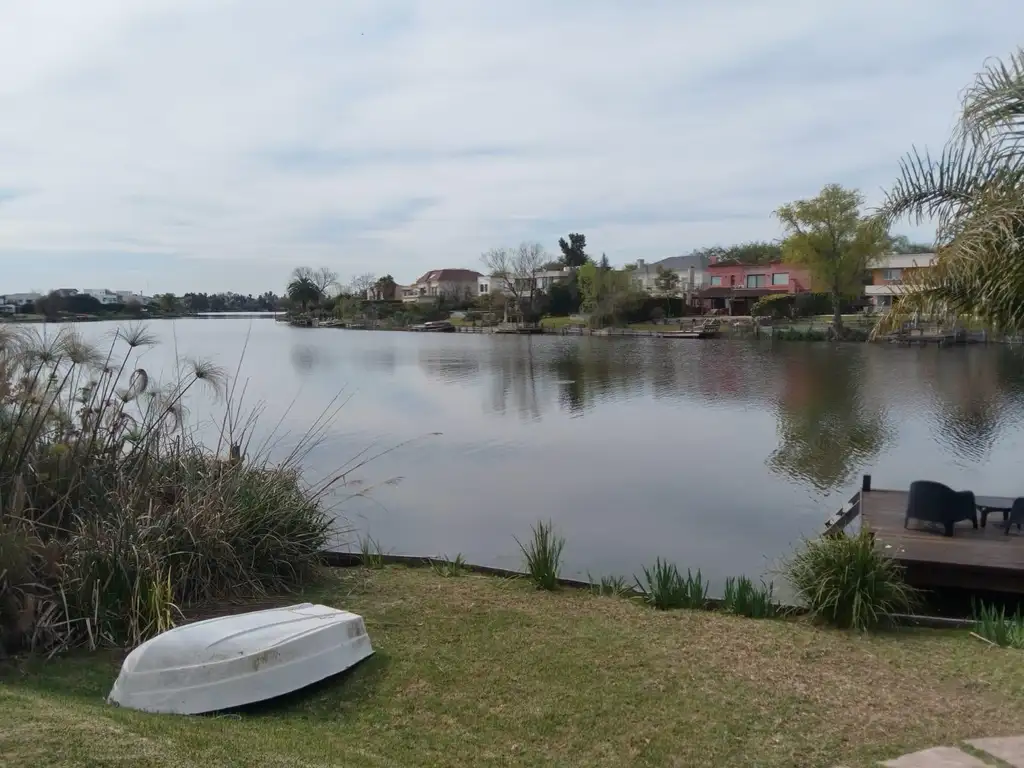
top-left (649, 306), bottom-right (665, 323)
top-left (783, 530), bottom-right (918, 630)
top-left (750, 294), bottom-right (794, 319)
top-left (0, 325), bottom-right (336, 654)
top-left (515, 520), bottom-right (565, 590)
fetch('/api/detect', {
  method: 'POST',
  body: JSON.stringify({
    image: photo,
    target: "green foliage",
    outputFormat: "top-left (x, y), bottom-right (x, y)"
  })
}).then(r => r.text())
top-left (972, 600), bottom-right (1024, 648)
top-left (287, 276), bottom-right (323, 311)
top-left (880, 49), bottom-right (1024, 332)
top-left (635, 559), bottom-right (708, 610)
top-left (750, 294), bottom-right (794, 318)
top-left (783, 530), bottom-right (918, 630)
top-left (722, 576), bottom-right (779, 619)
top-left (429, 553), bottom-right (466, 578)
top-left (889, 235), bottom-right (933, 254)
top-left (0, 326), bottom-right (335, 653)
top-left (775, 184), bottom-right (889, 335)
top-left (793, 292), bottom-right (835, 317)
top-left (649, 306), bottom-right (665, 322)
top-left (515, 520), bottom-right (565, 591)
top-left (577, 262), bottom-right (644, 327)
top-left (558, 232), bottom-right (589, 268)
top-left (698, 241), bottom-right (783, 266)
top-left (653, 266), bottom-right (680, 296)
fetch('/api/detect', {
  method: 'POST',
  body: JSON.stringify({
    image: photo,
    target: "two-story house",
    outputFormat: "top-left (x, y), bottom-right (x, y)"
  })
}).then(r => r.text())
top-left (864, 253), bottom-right (936, 310)
top-left (401, 269), bottom-right (484, 303)
top-left (699, 260), bottom-right (812, 315)
top-left (628, 254), bottom-right (709, 297)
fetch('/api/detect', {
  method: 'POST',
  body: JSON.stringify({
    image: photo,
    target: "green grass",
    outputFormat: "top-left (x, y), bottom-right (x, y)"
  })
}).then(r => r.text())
top-left (4, 566), bottom-right (1024, 767)
top-left (539, 315), bottom-right (581, 329)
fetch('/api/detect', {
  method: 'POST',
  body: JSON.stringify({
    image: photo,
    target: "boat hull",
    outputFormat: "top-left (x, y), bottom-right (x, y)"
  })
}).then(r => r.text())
top-left (108, 603), bottom-right (373, 715)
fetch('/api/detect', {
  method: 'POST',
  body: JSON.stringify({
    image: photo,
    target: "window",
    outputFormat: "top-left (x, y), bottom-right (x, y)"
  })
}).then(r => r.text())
top-left (771, 273), bottom-right (789, 286)
top-left (710, 276), bottom-right (722, 286)
top-left (479, 284), bottom-right (488, 293)
top-left (882, 268), bottom-right (903, 281)
top-left (745, 274), bottom-right (766, 288)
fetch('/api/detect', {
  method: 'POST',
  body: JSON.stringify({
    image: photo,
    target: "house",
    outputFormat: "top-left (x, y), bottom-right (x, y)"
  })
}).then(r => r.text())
top-left (0, 292), bottom-right (41, 308)
top-left (402, 269), bottom-right (484, 303)
top-left (115, 290), bottom-right (149, 305)
top-left (698, 260), bottom-right (812, 315)
top-left (488, 267), bottom-right (572, 297)
top-left (864, 253), bottom-right (936, 310)
top-left (0, 304), bottom-right (15, 315)
top-left (83, 289), bottom-right (122, 305)
top-left (629, 253), bottom-right (709, 296)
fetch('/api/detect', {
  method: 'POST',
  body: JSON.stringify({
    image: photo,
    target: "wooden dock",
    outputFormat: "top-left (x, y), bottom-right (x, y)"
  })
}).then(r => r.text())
top-left (826, 477), bottom-right (1024, 593)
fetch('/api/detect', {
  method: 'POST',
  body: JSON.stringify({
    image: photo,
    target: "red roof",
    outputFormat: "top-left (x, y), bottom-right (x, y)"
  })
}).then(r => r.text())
top-left (415, 268), bottom-right (483, 284)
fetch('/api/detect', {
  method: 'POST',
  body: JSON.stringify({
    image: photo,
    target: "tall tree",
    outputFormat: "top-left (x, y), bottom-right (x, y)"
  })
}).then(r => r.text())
top-left (291, 266), bottom-right (338, 297)
top-left (558, 232), bottom-right (589, 267)
top-left (577, 262), bottom-right (639, 327)
top-left (654, 266), bottom-right (681, 315)
top-left (482, 242), bottom-right (547, 321)
top-left (775, 184), bottom-right (889, 337)
top-left (880, 48), bottom-right (1024, 331)
top-left (286, 276), bottom-right (322, 311)
top-left (349, 272), bottom-right (376, 298)
top-left (372, 274), bottom-right (398, 301)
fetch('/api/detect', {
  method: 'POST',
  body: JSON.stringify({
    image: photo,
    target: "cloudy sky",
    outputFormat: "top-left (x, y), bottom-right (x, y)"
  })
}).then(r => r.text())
top-left (0, 1), bottom-right (1020, 295)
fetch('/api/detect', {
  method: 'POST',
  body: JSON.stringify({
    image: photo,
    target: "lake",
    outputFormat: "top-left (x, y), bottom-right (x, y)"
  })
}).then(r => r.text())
top-left (57, 319), bottom-right (1024, 591)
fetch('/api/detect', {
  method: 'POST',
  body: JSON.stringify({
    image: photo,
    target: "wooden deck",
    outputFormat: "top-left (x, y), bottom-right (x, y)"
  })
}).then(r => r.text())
top-left (834, 486), bottom-right (1024, 593)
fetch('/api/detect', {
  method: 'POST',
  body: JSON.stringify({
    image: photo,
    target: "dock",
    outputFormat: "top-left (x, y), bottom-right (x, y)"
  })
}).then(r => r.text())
top-left (826, 476), bottom-right (1024, 593)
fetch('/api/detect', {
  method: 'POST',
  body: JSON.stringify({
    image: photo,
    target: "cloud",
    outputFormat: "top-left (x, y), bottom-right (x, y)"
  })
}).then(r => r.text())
top-left (0, 0), bottom-right (1020, 293)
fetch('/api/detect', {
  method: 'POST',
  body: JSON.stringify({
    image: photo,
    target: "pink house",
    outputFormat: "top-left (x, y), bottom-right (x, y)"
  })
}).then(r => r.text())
top-left (699, 260), bottom-right (812, 315)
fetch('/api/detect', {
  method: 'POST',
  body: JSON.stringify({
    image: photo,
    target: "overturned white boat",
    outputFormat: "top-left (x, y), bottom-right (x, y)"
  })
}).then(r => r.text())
top-left (108, 603), bottom-right (373, 715)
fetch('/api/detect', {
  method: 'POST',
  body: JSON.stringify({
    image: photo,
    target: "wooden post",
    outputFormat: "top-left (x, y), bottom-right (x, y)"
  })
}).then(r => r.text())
top-left (862, 474), bottom-right (872, 492)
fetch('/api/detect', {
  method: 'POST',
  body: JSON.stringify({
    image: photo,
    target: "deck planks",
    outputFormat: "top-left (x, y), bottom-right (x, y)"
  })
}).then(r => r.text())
top-left (860, 489), bottom-right (1024, 591)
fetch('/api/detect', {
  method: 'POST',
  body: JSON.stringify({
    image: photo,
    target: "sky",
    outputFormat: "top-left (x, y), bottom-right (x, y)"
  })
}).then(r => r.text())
top-left (0, 1), bottom-right (1021, 296)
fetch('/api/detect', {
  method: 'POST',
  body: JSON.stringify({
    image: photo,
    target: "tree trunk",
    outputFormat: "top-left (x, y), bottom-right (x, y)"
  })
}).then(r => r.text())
top-left (831, 288), bottom-right (843, 339)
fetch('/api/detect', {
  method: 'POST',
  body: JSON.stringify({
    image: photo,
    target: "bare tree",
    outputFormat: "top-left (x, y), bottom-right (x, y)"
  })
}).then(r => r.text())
top-left (481, 242), bottom-right (547, 321)
top-left (349, 272), bottom-right (377, 298)
top-left (291, 266), bottom-right (338, 296)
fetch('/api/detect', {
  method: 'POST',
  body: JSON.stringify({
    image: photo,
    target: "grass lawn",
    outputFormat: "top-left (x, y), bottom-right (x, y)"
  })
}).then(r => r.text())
top-left (539, 315), bottom-right (581, 329)
top-left (3, 566), bottom-right (1024, 768)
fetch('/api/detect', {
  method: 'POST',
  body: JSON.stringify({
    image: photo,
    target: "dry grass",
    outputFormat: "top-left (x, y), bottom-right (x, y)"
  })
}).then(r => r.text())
top-left (3, 566), bottom-right (1024, 767)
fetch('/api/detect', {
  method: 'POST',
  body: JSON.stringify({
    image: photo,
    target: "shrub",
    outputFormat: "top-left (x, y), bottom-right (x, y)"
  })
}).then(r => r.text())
top-left (0, 325), bottom-right (339, 653)
top-left (972, 600), bottom-right (1024, 648)
top-left (635, 559), bottom-right (707, 610)
top-left (649, 306), bottom-right (665, 323)
top-left (783, 530), bottom-right (918, 630)
top-left (750, 294), bottom-right (794, 319)
top-left (515, 520), bottom-right (565, 590)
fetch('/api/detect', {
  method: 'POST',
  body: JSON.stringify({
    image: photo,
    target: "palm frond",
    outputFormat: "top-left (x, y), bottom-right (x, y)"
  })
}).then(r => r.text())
top-left (959, 49), bottom-right (1024, 159)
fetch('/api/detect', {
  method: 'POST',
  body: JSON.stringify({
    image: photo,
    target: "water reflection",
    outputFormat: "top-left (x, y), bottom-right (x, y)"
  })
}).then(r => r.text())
top-left (411, 338), bottom-right (1024, 493)
top-left (767, 348), bottom-right (890, 490)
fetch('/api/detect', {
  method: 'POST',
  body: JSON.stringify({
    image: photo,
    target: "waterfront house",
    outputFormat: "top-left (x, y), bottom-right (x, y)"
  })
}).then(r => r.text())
top-left (0, 292), bottom-right (41, 309)
top-left (628, 253), bottom-right (709, 298)
top-left (83, 289), bottom-right (122, 305)
top-left (864, 253), bottom-right (936, 310)
top-left (402, 269), bottom-right (484, 303)
top-left (698, 260), bottom-right (812, 315)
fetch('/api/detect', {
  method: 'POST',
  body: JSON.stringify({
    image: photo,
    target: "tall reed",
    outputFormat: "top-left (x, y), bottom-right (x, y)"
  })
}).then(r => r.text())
top-left (0, 324), bottom-right (356, 654)
top-left (515, 520), bottom-right (565, 590)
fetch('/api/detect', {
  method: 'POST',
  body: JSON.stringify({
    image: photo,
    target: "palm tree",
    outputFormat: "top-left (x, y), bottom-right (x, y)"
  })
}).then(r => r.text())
top-left (880, 48), bottom-right (1024, 331)
top-left (286, 277), bottom-right (322, 312)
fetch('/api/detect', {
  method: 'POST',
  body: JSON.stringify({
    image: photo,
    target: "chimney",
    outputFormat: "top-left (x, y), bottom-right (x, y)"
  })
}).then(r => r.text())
top-left (636, 259), bottom-right (645, 267)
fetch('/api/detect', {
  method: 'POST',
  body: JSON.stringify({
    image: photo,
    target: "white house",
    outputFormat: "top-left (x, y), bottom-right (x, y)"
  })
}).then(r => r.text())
top-left (0, 292), bottom-right (41, 307)
top-left (83, 289), bottom-right (122, 305)
top-left (629, 254), bottom-right (709, 296)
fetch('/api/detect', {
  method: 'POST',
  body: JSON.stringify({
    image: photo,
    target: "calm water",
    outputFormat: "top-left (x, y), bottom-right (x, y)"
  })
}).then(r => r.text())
top-left (63, 320), bottom-right (1024, 590)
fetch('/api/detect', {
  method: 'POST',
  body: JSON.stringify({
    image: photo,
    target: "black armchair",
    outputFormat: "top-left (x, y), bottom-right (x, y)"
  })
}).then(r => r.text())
top-left (905, 480), bottom-right (978, 537)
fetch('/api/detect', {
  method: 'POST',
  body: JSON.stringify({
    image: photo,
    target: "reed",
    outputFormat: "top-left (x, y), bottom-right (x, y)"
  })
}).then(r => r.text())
top-left (635, 559), bottom-right (707, 610)
top-left (515, 520), bottom-right (565, 591)
top-left (722, 576), bottom-right (780, 619)
top-left (972, 600), bottom-right (1024, 648)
